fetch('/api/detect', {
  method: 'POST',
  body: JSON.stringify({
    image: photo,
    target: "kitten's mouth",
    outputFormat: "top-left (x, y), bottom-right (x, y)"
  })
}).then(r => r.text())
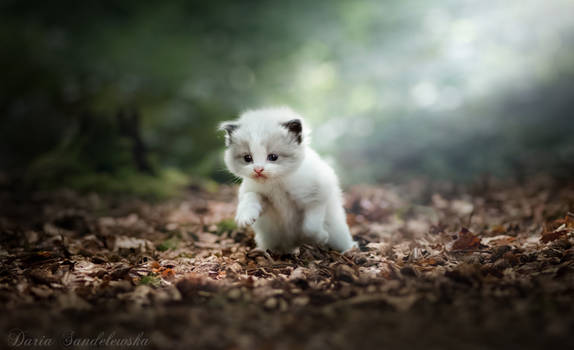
top-left (253, 174), bottom-right (267, 180)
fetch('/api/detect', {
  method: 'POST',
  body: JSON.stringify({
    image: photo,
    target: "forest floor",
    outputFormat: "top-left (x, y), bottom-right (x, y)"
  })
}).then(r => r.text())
top-left (1, 176), bottom-right (574, 349)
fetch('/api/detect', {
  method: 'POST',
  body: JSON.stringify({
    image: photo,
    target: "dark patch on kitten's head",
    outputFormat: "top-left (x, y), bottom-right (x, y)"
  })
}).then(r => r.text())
top-left (219, 122), bottom-right (239, 146)
top-left (281, 119), bottom-right (302, 144)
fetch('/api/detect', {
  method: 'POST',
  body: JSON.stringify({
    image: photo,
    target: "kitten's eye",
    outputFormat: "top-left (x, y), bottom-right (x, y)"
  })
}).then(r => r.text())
top-left (244, 154), bottom-right (253, 163)
top-left (267, 153), bottom-right (278, 161)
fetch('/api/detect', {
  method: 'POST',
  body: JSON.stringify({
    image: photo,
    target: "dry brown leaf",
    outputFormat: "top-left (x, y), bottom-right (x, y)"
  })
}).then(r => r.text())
top-left (540, 230), bottom-right (568, 243)
top-left (451, 228), bottom-right (482, 251)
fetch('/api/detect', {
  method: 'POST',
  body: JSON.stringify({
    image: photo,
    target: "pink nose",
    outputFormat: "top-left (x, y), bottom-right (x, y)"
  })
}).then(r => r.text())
top-left (254, 167), bottom-right (264, 174)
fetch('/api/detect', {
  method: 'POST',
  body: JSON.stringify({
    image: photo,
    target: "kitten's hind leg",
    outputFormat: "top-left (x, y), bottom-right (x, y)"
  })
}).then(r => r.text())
top-left (325, 200), bottom-right (357, 252)
top-left (302, 203), bottom-right (329, 245)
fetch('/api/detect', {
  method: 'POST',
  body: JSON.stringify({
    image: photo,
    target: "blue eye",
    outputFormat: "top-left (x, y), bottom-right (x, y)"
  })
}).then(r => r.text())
top-left (244, 154), bottom-right (253, 162)
top-left (267, 153), bottom-right (278, 161)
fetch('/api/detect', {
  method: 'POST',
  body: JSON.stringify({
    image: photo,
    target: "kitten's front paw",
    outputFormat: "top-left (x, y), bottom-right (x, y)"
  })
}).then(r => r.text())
top-left (302, 220), bottom-right (329, 245)
top-left (306, 229), bottom-right (329, 245)
top-left (316, 230), bottom-right (329, 245)
top-left (235, 207), bottom-right (260, 228)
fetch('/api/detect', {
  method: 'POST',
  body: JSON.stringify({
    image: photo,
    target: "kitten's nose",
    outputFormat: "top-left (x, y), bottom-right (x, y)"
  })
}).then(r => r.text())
top-left (253, 166), bottom-right (264, 174)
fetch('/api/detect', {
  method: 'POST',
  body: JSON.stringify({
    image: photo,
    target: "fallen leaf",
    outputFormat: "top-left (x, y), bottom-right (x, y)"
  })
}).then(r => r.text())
top-left (161, 268), bottom-right (175, 279)
top-left (541, 230), bottom-right (568, 243)
top-left (451, 228), bottom-right (482, 251)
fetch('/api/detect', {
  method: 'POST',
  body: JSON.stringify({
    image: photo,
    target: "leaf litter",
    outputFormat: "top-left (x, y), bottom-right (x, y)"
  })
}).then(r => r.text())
top-left (0, 177), bottom-right (573, 349)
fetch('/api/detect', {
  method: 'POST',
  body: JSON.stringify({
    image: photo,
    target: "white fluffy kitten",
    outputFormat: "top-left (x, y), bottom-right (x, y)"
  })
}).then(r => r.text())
top-left (220, 107), bottom-right (356, 252)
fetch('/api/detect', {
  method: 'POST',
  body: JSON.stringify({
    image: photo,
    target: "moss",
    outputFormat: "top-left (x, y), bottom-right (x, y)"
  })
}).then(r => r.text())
top-left (139, 275), bottom-right (161, 287)
top-left (216, 218), bottom-right (237, 235)
top-left (156, 237), bottom-right (179, 252)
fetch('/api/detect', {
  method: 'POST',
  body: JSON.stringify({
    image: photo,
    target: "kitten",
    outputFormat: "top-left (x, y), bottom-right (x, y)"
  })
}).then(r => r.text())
top-left (220, 107), bottom-right (357, 252)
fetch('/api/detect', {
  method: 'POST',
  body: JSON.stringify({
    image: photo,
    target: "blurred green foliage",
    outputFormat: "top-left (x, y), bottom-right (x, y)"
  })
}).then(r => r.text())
top-left (139, 275), bottom-right (161, 287)
top-left (216, 219), bottom-right (237, 235)
top-left (156, 237), bottom-right (180, 252)
top-left (1, 0), bottom-right (573, 195)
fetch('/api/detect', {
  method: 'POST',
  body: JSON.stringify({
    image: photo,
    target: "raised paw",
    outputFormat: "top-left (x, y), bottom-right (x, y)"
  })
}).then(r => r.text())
top-left (235, 206), bottom-right (260, 228)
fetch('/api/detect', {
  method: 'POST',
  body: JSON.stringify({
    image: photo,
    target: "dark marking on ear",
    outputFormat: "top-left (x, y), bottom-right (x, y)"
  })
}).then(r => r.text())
top-left (222, 123), bottom-right (238, 134)
top-left (219, 122), bottom-right (239, 146)
top-left (282, 119), bottom-right (302, 144)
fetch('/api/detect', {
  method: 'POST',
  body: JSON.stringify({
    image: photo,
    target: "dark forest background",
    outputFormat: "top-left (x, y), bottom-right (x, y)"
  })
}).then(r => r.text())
top-left (1, 0), bottom-right (573, 197)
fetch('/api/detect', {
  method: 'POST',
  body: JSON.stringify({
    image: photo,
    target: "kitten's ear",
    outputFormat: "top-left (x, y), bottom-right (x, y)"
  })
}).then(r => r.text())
top-left (281, 119), bottom-right (303, 144)
top-left (218, 122), bottom-right (239, 146)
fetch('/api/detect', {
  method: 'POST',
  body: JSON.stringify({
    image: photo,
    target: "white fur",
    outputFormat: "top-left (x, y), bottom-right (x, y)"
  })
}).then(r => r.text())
top-left (220, 107), bottom-right (356, 252)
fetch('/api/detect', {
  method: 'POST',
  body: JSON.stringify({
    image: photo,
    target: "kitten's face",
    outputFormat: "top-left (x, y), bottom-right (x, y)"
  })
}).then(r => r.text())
top-left (220, 108), bottom-right (306, 182)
